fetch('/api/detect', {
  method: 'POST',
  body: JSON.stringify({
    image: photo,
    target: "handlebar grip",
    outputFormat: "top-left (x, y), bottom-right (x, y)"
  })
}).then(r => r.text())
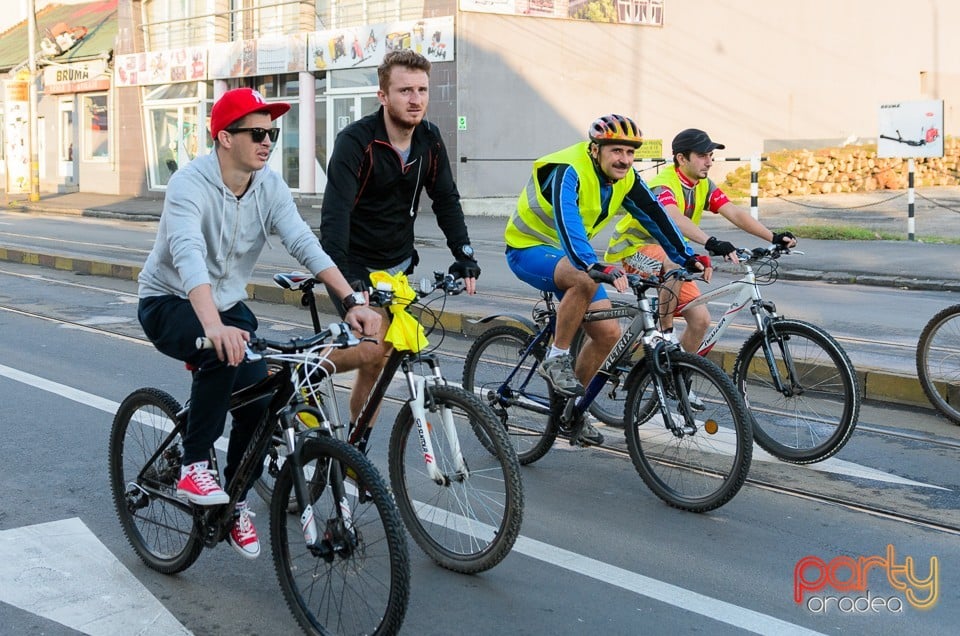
top-left (196, 336), bottom-right (213, 350)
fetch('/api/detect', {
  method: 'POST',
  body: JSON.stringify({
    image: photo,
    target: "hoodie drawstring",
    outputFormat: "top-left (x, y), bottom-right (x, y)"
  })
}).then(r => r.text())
top-left (254, 190), bottom-right (272, 249)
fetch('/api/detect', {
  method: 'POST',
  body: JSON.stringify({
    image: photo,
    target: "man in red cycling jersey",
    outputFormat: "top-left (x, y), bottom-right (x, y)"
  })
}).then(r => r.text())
top-left (605, 128), bottom-right (797, 355)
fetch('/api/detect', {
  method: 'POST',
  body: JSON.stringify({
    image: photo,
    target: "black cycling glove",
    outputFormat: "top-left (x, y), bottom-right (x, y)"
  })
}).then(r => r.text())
top-left (449, 259), bottom-right (481, 280)
top-left (705, 236), bottom-right (737, 257)
top-left (684, 254), bottom-right (712, 273)
top-left (772, 231), bottom-right (796, 247)
top-left (587, 263), bottom-right (626, 284)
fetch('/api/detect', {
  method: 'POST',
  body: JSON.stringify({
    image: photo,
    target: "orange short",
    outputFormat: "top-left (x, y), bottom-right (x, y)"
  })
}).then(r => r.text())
top-left (622, 245), bottom-right (700, 317)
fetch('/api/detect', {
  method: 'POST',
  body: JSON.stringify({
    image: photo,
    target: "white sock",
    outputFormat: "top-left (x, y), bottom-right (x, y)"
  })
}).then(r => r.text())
top-left (547, 345), bottom-right (569, 359)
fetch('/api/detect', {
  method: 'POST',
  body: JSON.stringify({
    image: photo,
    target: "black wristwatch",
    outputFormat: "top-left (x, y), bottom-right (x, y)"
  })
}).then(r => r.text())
top-left (341, 291), bottom-right (366, 311)
top-left (457, 244), bottom-right (475, 260)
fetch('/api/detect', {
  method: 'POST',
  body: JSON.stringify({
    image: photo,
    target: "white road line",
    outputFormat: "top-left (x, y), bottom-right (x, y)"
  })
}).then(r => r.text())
top-left (0, 518), bottom-right (191, 635)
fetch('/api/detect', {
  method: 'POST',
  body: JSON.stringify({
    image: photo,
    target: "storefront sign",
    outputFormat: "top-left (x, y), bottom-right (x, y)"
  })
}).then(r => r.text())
top-left (43, 60), bottom-right (110, 94)
top-left (3, 80), bottom-right (31, 194)
top-left (114, 47), bottom-right (207, 87)
top-left (307, 15), bottom-right (454, 73)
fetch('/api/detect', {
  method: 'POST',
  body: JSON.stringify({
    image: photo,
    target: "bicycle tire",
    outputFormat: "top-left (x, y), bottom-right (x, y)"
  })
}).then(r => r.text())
top-left (569, 310), bottom-right (642, 428)
top-left (271, 436), bottom-right (409, 636)
top-left (462, 325), bottom-right (559, 464)
top-left (916, 304), bottom-right (960, 425)
top-left (389, 385), bottom-right (524, 573)
top-left (624, 351), bottom-right (753, 512)
top-left (734, 319), bottom-right (860, 463)
top-left (109, 388), bottom-right (204, 573)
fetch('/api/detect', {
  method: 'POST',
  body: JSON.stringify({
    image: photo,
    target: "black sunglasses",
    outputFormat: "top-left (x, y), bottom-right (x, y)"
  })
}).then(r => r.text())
top-left (226, 127), bottom-right (279, 143)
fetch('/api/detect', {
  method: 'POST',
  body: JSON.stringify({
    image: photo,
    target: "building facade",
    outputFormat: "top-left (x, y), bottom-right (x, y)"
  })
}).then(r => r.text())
top-left (3, 1), bottom-right (959, 199)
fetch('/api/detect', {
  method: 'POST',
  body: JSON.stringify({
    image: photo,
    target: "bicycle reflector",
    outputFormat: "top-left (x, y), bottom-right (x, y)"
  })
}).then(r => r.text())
top-left (703, 419), bottom-right (719, 434)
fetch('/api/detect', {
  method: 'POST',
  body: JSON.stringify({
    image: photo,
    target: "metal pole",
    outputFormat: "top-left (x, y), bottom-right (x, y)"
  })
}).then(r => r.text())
top-left (908, 157), bottom-right (915, 241)
top-left (750, 155), bottom-right (760, 219)
top-left (27, 0), bottom-right (40, 201)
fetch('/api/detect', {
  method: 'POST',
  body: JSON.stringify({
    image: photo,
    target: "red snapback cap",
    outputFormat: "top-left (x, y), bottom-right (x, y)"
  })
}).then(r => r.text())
top-left (210, 88), bottom-right (290, 140)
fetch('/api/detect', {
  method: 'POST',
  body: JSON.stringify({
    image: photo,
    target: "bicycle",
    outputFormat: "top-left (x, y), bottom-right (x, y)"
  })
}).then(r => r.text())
top-left (109, 323), bottom-right (410, 636)
top-left (572, 246), bottom-right (861, 464)
top-left (916, 303), bottom-right (960, 424)
top-left (463, 269), bottom-right (753, 512)
top-left (267, 270), bottom-right (524, 574)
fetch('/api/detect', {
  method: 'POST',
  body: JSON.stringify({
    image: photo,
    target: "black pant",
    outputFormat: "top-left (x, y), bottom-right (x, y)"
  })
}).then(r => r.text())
top-left (138, 295), bottom-right (269, 498)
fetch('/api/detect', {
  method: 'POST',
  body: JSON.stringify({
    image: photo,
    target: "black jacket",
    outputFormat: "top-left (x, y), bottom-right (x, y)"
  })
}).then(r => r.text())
top-left (320, 107), bottom-right (471, 275)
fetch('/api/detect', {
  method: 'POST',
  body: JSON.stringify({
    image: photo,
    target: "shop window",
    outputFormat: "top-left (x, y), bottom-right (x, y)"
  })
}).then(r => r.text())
top-left (60, 108), bottom-right (74, 161)
top-left (83, 93), bottom-right (109, 160)
top-left (253, 73), bottom-right (300, 99)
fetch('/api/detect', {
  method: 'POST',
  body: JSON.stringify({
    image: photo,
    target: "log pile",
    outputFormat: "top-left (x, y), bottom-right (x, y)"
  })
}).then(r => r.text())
top-left (724, 138), bottom-right (960, 196)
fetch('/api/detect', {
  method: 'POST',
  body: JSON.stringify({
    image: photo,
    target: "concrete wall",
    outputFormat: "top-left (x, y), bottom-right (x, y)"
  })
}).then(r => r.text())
top-left (454, 0), bottom-right (960, 198)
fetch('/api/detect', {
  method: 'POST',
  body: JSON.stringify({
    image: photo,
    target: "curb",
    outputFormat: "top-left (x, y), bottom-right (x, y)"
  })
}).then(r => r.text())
top-left (0, 244), bottom-right (937, 411)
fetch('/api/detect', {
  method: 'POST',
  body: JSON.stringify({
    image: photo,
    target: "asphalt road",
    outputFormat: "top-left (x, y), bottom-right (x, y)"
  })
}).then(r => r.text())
top-left (1, 260), bottom-right (957, 635)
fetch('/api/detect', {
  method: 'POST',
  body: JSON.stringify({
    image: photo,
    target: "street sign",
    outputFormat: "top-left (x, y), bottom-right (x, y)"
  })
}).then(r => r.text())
top-left (877, 100), bottom-right (944, 158)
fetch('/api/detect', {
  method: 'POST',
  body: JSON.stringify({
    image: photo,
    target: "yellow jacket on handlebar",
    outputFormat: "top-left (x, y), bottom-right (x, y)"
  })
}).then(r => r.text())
top-left (370, 270), bottom-right (428, 353)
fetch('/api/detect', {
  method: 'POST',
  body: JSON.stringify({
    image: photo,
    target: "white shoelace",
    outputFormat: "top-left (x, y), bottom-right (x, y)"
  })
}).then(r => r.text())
top-left (189, 468), bottom-right (223, 494)
top-left (235, 504), bottom-right (257, 540)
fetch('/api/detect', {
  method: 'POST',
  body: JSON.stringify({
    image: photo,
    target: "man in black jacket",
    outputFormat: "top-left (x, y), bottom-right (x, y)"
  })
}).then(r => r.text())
top-left (320, 49), bottom-right (480, 442)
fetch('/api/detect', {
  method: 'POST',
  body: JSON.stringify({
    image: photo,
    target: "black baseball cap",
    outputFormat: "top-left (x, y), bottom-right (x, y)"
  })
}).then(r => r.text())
top-left (672, 128), bottom-right (725, 155)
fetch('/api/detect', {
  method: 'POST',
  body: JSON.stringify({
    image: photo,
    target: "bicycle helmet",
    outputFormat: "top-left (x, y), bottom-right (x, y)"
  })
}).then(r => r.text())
top-left (588, 114), bottom-right (643, 148)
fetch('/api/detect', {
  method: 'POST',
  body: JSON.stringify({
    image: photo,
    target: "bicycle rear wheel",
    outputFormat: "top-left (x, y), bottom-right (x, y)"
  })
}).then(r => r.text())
top-left (624, 351), bottom-right (753, 512)
top-left (109, 388), bottom-right (203, 573)
top-left (389, 385), bottom-right (524, 573)
top-left (734, 319), bottom-right (860, 463)
top-left (462, 325), bottom-right (559, 464)
top-left (271, 436), bottom-right (409, 636)
top-left (916, 304), bottom-right (960, 425)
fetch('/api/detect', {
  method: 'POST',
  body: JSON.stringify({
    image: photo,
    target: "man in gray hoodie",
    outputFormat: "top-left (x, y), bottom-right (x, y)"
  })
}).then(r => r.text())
top-left (137, 87), bottom-right (380, 560)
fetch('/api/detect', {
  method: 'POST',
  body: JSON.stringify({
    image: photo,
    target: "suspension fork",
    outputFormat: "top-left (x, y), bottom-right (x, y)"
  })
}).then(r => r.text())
top-left (401, 358), bottom-right (466, 484)
top-left (647, 341), bottom-right (697, 436)
top-left (753, 308), bottom-right (799, 397)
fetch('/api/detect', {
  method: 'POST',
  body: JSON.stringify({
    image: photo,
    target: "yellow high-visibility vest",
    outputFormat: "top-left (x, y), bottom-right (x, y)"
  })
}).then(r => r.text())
top-left (505, 142), bottom-right (635, 248)
top-left (604, 165), bottom-right (708, 261)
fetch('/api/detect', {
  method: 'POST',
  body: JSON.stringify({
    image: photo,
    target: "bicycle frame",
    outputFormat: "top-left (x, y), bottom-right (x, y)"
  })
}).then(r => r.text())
top-left (134, 349), bottom-right (351, 550)
top-left (677, 261), bottom-right (772, 356)
top-left (296, 275), bottom-right (467, 485)
top-left (496, 279), bottom-right (697, 439)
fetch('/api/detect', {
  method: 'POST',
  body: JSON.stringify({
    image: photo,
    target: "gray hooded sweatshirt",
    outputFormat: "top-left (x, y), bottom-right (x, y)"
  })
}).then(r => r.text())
top-left (138, 151), bottom-right (334, 311)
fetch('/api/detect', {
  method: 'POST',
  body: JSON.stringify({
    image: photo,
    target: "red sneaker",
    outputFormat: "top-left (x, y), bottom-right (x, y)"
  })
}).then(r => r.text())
top-left (229, 501), bottom-right (260, 559)
top-left (176, 461), bottom-right (229, 506)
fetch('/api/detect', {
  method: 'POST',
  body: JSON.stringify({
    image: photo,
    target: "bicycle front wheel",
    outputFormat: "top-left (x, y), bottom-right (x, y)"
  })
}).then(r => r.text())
top-left (389, 385), bottom-right (524, 573)
top-left (462, 325), bottom-right (559, 464)
top-left (624, 351), bottom-right (753, 513)
top-left (109, 388), bottom-right (203, 573)
top-left (271, 436), bottom-right (409, 636)
top-left (916, 304), bottom-right (960, 425)
top-left (734, 319), bottom-right (860, 463)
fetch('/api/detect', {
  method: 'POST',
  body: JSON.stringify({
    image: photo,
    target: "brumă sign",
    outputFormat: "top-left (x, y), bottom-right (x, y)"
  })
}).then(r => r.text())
top-left (42, 59), bottom-right (110, 95)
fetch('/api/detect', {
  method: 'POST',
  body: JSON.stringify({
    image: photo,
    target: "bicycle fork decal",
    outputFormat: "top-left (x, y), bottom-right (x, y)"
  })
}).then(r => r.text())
top-left (301, 504), bottom-right (319, 545)
top-left (408, 376), bottom-right (449, 484)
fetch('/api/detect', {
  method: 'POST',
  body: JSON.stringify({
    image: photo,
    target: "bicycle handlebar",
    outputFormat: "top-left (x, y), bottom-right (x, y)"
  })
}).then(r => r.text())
top-left (196, 322), bottom-right (362, 356)
top-left (369, 271), bottom-right (465, 307)
top-left (734, 245), bottom-right (805, 262)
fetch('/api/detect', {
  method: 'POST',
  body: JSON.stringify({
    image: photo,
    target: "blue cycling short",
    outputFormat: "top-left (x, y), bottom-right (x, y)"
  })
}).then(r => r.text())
top-left (506, 245), bottom-right (607, 303)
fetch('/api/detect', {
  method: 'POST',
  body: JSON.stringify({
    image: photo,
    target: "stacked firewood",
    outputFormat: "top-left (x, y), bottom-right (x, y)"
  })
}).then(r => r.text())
top-left (724, 138), bottom-right (960, 196)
